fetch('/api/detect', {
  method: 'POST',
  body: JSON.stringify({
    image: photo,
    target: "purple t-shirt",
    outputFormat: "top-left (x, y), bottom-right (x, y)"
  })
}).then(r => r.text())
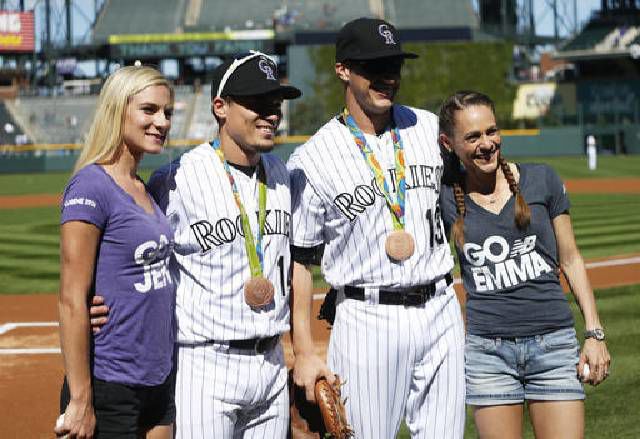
top-left (61, 164), bottom-right (175, 386)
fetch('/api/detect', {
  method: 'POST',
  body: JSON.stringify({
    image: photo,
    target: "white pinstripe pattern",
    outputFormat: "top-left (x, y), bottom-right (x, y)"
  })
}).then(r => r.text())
top-left (175, 344), bottom-right (289, 438)
top-left (328, 284), bottom-right (465, 439)
top-left (288, 105), bottom-right (465, 438)
top-left (148, 142), bottom-right (292, 437)
top-left (150, 143), bottom-right (291, 343)
top-left (288, 105), bottom-right (454, 288)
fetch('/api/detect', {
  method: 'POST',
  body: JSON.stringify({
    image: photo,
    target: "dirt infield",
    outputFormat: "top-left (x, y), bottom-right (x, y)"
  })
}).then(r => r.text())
top-left (0, 194), bottom-right (61, 209)
top-left (1, 178), bottom-right (639, 210)
top-left (564, 178), bottom-right (640, 193)
top-left (1, 255), bottom-right (639, 438)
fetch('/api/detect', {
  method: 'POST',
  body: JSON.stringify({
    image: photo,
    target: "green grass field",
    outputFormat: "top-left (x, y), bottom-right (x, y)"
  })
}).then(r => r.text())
top-left (2, 192), bottom-right (637, 294)
top-left (0, 155), bottom-right (639, 197)
top-left (395, 284), bottom-right (640, 438)
top-left (515, 155), bottom-right (640, 179)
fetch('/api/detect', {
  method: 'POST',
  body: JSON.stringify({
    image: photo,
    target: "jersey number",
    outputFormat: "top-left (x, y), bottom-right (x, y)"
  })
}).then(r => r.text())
top-left (277, 255), bottom-right (290, 296)
top-left (426, 207), bottom-right (445, 247)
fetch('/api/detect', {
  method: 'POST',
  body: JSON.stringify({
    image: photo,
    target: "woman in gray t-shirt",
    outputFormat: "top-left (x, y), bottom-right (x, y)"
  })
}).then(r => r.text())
top-left (438, 91), bottom-right (610, 438)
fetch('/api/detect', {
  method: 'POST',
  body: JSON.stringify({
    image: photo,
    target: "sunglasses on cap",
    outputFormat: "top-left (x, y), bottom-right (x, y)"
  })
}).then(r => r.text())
top-left (349, 59), bottom-right (404, 76)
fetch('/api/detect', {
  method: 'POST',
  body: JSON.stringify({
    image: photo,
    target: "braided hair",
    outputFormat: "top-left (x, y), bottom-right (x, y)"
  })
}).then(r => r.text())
top-left (439, 91), bottom-right (531, 248)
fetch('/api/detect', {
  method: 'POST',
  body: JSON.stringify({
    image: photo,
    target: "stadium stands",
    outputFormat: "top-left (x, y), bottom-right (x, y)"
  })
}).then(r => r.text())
top-left (562, 23), bottom-right (619, 51)
top-left (278, 0), bottom-right (371, 30)
top-left (0, 102), bottom-right (28, 146)
top-left (92, 0), bottom-right (186, 41)
top-left (5, 88), bottom-right (215, 145)
top-left (187, 0), bottom-right (371, 32)
top-left (8, 95), bottom-right (97, 144)
top-left (190, 0), bottom-right (280, 31)
top-left (595, 25), bottom-right (640, 50)
top-left (385, 0), bottom-right (476, 29)
top-left (93, 0), bottom-right (476, 35)
top-left (3, 0), bottom-right (479, 148)
top-left (171, 86), bottom-right (196, 140)
top-left (187, 84), bottom-right (218, 140)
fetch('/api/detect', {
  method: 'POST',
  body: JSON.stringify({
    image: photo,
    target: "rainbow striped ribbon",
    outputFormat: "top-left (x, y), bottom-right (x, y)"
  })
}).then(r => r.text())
top-left (211, 139), bottom-right (267, 278)
top-left (342, 108), bottom-right (406, 230)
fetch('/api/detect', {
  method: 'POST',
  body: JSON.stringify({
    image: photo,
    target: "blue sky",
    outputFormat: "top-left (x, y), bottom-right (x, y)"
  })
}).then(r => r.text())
top-left (534, 0), bottom-right (601, 37)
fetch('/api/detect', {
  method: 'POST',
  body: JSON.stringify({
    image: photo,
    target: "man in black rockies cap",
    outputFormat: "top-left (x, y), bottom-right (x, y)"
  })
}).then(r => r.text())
top-left (143, 52), bottom-right (302, 437)
top-left (288, 18), bottom-right (465, 438)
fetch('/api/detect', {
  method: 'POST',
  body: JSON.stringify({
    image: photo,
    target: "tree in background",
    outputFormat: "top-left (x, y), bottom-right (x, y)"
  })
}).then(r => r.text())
top-left (290, 41), bottom-right (516, 134)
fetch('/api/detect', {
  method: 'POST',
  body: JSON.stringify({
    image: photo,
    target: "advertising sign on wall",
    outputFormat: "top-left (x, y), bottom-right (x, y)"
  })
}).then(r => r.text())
top-left (0, 11), bottom-right (34, 52)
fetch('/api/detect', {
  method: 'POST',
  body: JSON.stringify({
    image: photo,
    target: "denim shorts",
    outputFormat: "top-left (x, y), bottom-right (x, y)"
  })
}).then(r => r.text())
top-left (465, 327), bottom-right (585, 406)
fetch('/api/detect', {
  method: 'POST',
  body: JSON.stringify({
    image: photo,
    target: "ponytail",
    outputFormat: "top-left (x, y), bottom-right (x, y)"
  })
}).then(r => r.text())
top-left (499, 156), bottom-right (531, 230)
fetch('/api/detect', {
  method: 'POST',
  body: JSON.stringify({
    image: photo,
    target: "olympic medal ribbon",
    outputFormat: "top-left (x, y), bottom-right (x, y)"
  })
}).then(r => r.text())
top-left (342, 108), bottom-right (406, 230)
top-left (342, 108), bottom-right (414, 261)
top-left (211, 140), bottom-right (273, 305)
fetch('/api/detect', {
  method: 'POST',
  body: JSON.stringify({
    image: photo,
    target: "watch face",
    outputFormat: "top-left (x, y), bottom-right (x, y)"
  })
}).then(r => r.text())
top-left (586, 329), bottom-right (605, 340)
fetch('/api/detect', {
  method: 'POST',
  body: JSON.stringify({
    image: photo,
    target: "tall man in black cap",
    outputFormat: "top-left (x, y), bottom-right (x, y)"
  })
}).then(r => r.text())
top-left (147, 51), bottom-right (301, 438)
top-left (288, 18), bottom-right (465, 438)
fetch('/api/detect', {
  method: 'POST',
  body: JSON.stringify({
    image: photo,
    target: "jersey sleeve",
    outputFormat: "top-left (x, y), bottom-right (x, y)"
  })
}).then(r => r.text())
top-left (287, 156), bottom-right (326, 250)
top-left (438, 184), bottom-right (458, 239)
top-left (544, 165), bottom-right (570, 218)
top-left (147, 162), bottom-right (175, 214)
top-left (60, 168), bottom-right (108, 229)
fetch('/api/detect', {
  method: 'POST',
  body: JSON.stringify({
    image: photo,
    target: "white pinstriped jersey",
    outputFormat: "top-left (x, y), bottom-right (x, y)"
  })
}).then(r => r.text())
top-left (148, 142), bottom-right (291, 343)
top-left (288, 105), bottom-right (454, 288)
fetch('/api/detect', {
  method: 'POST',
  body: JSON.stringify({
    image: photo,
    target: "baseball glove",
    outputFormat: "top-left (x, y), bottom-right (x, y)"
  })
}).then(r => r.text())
top-left (314, 376), bottom-right (353, 439)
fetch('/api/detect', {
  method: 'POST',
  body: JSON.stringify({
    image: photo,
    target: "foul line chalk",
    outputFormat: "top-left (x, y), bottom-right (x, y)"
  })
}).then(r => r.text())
top-left (0, 321), bottom-right (59, 335)
top-left (0, 257), bottom-right (638, 329)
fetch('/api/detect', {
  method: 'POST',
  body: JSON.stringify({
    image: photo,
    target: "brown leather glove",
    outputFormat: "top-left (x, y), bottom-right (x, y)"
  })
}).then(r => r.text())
top-left (314, 376), bottom-right (353, 439)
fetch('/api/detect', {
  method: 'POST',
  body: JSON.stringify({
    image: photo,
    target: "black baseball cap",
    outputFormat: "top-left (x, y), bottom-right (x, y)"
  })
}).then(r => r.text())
top-left (335, 17), bottom-right (418, 63)
top-left (211, 52), bottom-right (302, 100)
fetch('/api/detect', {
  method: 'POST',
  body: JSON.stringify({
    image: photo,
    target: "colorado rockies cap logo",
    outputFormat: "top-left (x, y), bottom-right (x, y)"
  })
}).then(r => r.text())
top-left (378, 24), bottom-right (396, 45)
top-left (258, 58), bottom-right (276, 81)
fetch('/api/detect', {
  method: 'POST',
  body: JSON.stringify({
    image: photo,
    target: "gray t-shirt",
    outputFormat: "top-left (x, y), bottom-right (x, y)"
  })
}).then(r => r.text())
top-left (440, 163), bottom-right (574, 337)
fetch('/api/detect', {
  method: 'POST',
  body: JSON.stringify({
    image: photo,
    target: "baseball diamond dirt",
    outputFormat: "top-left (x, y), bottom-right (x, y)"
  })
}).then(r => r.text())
top-left (1, 255), bottom-right (639, 438)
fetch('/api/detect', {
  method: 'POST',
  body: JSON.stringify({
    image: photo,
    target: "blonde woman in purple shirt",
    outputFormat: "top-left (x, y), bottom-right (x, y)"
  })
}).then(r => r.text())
top-left (56, 66), bottom-right (175, 439)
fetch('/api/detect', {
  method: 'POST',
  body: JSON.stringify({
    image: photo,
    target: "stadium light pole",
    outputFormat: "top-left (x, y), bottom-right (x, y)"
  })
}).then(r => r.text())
top-left (553, 0), bottom-right (559, 43)
top-left (45, 0), bottom-right (50, 50)
top-left (65, 0), bottom-right (71, 47)
top-left (573, 0), bottom-right (578, 36)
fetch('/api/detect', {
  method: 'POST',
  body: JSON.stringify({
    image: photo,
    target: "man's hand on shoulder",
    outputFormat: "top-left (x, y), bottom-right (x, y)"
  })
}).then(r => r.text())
top-left (88, 295), bottom-right (109, 334)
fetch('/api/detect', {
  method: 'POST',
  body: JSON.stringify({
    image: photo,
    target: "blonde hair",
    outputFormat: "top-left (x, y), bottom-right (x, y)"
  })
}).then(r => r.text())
top-left (73, 66), bottom-right (173, 173)
top-left (439, 90), bottom-right (531, 248)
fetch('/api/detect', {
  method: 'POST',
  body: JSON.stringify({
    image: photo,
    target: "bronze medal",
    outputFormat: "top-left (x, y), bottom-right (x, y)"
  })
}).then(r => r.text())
top-left (385, 230), bottom-right (415, 262)
top-left (244, 276), bottom-right (275, 308)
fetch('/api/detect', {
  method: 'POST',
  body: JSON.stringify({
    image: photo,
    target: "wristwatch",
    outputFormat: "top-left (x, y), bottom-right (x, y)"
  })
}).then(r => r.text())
top-left (584, 328), bottom-right (606, 341)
